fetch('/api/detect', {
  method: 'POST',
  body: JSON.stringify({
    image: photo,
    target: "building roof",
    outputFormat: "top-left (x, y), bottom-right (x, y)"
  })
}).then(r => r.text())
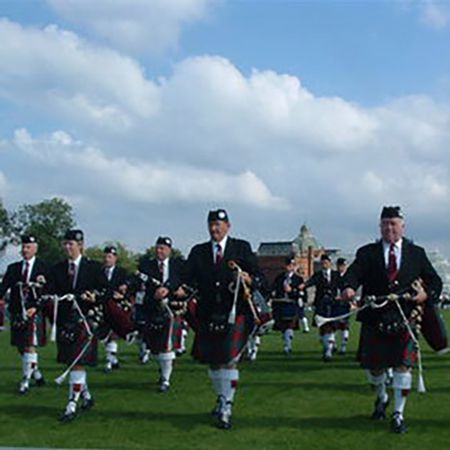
top-left (293, 223), bottom-right (323, 253)
top-left (257, 241), bottom-right (295, 256)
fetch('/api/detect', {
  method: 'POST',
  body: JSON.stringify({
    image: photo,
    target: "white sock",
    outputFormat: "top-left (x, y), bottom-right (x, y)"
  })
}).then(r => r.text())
top-left (302, 317), bottom-right (310, 331)
top-left (283, 329), bottom-right (294, 351)
top-left (30, 353), bottom-right (43, 380)
top-left (322, 334), bottom-right (334, 356)
top-left (69, 370), bottom-right (86, 405)
top-left (180, 329), bottom-right (188, 351)
top-left (208, 369), bottom-right (221, 395)
top-left (82, 381), bottom-right (92, 401)
top-left (106, 341), bottom-right (118, 364)
top-left (158, 352), bottom-right (175, 384)
top-left (392, 371), bottom-right (412, 418)
top-left (220, 369), bottom-right (239, 403)
top-left (341, 330), bottom-right (349, 351)
top-left (366, 371), bottom-right (388, 403)
top-left (22, 352), bottom-right (34, 381)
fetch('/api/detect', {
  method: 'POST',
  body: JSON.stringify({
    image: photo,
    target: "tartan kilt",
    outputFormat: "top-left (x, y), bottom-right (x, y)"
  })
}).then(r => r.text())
top-left (144, 316), bottom-right (184, 353)
top-left (10, 312), bottom-right (47, 350)
top-left (335, 318), bottom-right (350, 331)
top-left (192, 313), bottom-right (255, 365)
top-left (358, 323), bottom-right (417, 369)
top-left (104, 299), bottom-right (135, 339)
top-left (57, 322), bottom-right (98, 367)
top-left (272, 303), bottom-right (299, 331)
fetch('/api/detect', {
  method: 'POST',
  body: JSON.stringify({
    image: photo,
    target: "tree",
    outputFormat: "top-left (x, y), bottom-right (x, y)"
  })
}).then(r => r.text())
top-left (85, 242), bottom-right (140, 274)
top-left (12, 198), bottom-right (76, 264)
top-left (0, 199), bottom-right (12, 257)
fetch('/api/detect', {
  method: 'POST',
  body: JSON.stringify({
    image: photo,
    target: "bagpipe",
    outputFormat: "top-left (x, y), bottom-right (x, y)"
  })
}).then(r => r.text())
top-left (10, 277), bottom-right (48, 330)
top-left (270, 274), bottom-right (306, 321)
top-left (226, 260), bottom-right (273, 333)
top-left (137, 272), bottom-right (198, 331)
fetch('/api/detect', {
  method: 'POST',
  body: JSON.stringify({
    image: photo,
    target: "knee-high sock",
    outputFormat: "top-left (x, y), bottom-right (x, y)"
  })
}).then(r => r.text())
top-left (341, 329), bottom-right (349, 350)
top-left (66, 370), bottom-right (86, 413)
top-left (158, 352), bottom-right (175, 384)
top-left (106, 340), bottom-right (118, 364)
top-left (22, 352), bottom-right (34, 381)
top-left (220, 369), bottom-right (239, 404)
top-left (322, 333), bottom-right (334, 356)
top-left (302, 317), bottom-right (310, 331)
top-left (208, 368), bottom-right (221, 396)
top-left (392, 371), bottom-right (412, 418)
top-left (366, 371), bottom-right (388, 402)
top-left (180, 328), bottom-right (188, 352)
top-left (283, 329), bottom-right (294, 351)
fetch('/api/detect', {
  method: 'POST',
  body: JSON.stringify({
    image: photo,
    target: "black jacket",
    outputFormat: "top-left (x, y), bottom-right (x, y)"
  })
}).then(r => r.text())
top-left (182, 237), bottom-right (258, 320)
top-left (304, 269), bottom-right (341, 307)
top-left (0, 258), bottom-right (49, 314)
top-left (343, 238), bottom-right (442, 323)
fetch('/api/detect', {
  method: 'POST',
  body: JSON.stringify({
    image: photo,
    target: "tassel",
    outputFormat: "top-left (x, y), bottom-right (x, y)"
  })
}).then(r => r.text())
top-left (417, 373), bottom-right (426, 394)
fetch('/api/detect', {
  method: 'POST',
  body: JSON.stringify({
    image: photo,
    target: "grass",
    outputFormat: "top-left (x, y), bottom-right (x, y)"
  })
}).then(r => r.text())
top-left (0, 312), bottom-right (449, 450)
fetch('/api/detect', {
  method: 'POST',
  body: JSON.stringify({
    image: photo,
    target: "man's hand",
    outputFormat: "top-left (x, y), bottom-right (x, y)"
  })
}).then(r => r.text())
top-left (174, 287), bottom-right (187, 298)
top-left (154, 287), bottom-right (170, 301)
top-left (113, 291), bottom-right (125, 301)
top-left (241, 272), bottom-right (252, 286)
top-left (284, 284), bottom-right (293, 294)
top-left (81, 291), bottom-right (96, 303)
top-left (342, 288), bottom-right (356, 302)
top-left (26, 307), bottom-right (36, 318)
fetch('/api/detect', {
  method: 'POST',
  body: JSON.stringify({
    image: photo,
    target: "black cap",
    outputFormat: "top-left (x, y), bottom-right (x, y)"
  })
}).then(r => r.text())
top-left (320, 253), bottom-right (331, 262)
top-left (64, 229), bottom-right (84, 242)
top-left (381, 206), bottom-right (404, 220)
top-left (104, 245), bottom-right (118, 256)
top-left (21, 234), bottom-right (37, 244)
top-left (285, 256), bottom-right (296, 265)
top-left (156, 236), bottom-right (172, 248)
top-left (207, 209), bottom-right (229, 223)
top-left (336, 257), bottom-right (347, 266)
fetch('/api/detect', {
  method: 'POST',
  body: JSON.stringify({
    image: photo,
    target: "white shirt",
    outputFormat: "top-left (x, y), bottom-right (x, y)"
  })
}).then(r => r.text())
top-left (212, 235), bottom-right (228, 263)
top-left (105, 265), bottom-right (115, 282)
top-left (157, 258), bottom-right (170, 283)
top-left (22, 256), bottom-right (36, 283)
top-left (322, 268), bottom-right (331, 283)
top-left (383, 239), bottom-right (402, 270)
top-left (68, 254), bottom-right (83, 289)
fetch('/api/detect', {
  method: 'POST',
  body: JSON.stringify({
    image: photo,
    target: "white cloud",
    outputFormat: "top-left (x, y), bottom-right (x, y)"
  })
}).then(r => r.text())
top-left (0, 19), bottom-right (159, 130)
top-left (47, 0), bottom-right (216, 55)
top-left (421, 0), bottom-right (450, 29)
top-left (10, 128), bottom-right (285, 210)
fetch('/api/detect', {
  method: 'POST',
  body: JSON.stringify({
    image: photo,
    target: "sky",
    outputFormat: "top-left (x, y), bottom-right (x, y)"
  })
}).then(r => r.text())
top-left (1, 0), bottom-right (450, 260)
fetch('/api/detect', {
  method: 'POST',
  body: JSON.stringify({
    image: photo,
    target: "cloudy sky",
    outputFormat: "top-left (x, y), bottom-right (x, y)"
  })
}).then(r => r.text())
top-left (1, 0), bottom-right (450, 260)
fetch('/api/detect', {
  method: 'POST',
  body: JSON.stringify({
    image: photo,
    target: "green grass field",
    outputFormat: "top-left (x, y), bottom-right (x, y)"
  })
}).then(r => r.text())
top-left (0, 313), bottom-right (449, 450)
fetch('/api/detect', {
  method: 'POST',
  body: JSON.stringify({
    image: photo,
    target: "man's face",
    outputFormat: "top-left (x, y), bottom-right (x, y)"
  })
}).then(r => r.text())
top-left (103, 253), bottom-right (117, 268)
top-left (380, 218), bottom-right (405, 244)
top-left (208, 220), bottom-right (230, 243)
top-left (286, 262), bottom-right (296, 273)
top-left (64, 240), bottom-right (82, 260)
top-left (321, 259), bottom-right (332, 271)
top-left (21, 243), bottom-right (37, 260)
top-left (156, 244), bottom-right (171, 261)
top-left (337, 263), bottom-right (347, 275)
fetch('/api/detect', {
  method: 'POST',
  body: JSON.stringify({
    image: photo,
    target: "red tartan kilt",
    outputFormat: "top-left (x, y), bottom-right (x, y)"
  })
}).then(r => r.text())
top-left (358, 323), bottom-right (417, 369)
top-left (319, 322), bottom-right (337, 335)
top-left (57, 323), bottom-right (98, 366)
top-left (335, 320), bottom-right (350, 331)
top-left (144, 316), bottom-right (184, 353)
top-left (10, 312), bottom-right (47, 350)
top-left (421, 304), bottom-right (448, 352)
top-left (104, 299), bottom-right (135, 339)
top-left (192, 313), bottom-right (255, 365)
top-left (184, 298), bottom-right (199, 331)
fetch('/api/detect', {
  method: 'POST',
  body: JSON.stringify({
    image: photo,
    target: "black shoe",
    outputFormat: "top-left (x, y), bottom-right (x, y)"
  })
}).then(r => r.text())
top-left (391, 412), bottom-right (408, 433)
top-left (371, 397), bottom-right (389, 420)
top-left (216, 402), bottom-right (232, 430)
top-left (112, 361), bottom-right (120, 370)
top-left (322, 354), bottom-right (332, 362)
top-left (81, 397), bottom-right (95, 411)
top-left (34, 376), bottom-right (46, 387)
top-left (159, 382), bottom-right (170, 393)
top-left (59, 411), bottom-right (76, 423)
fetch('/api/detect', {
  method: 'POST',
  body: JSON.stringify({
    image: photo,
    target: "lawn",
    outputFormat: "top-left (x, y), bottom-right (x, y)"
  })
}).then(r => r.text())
top-left (0, 312), bottom-right (449, 450)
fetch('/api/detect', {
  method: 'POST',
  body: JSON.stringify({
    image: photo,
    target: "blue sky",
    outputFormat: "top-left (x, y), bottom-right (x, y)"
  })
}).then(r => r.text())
top-left (1, 0), bottom-right (450, 262)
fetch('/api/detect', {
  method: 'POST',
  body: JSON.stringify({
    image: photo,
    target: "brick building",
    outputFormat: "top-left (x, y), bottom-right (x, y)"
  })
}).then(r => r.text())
top-left (257, 224), bottom-right (338, 285)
